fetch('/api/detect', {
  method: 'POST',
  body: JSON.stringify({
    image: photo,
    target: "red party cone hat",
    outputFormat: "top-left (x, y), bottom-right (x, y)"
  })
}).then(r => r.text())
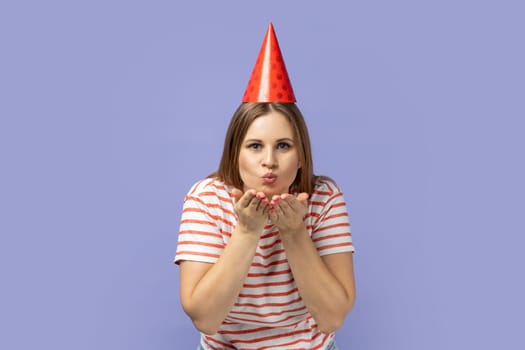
top-left (242, 23), bottom-right (296, 103)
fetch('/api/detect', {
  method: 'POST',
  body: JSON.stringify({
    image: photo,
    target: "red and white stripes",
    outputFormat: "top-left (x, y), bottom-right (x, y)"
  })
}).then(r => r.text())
top-left (175, 177), bottom-right (354, 349)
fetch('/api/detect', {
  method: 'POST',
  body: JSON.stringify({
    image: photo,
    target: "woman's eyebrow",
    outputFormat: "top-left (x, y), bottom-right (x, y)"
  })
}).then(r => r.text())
top-left (244, 137), bottom-right (295, 143)
top-left (276, 137), bottom-right (294, 143)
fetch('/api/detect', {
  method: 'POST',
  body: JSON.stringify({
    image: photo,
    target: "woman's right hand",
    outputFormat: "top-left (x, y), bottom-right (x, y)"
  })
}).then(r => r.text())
top-left (231, 188), bottom-right (269, 235)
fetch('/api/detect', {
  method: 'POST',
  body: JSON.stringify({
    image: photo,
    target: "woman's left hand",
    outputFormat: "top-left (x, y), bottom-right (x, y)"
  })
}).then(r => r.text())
top-left (269, 192), bottom-right (309, 233)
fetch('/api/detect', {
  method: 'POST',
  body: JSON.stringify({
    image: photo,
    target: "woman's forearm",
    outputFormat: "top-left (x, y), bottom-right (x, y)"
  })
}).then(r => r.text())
top-left (280, 228), bottom-right (355, 334)
top-left (183, 228), bottom-right (259, 334)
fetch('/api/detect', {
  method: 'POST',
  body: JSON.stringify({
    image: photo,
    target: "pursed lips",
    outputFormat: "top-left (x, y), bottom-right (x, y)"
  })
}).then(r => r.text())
top-left (262, 173), bottom-right (277, 184)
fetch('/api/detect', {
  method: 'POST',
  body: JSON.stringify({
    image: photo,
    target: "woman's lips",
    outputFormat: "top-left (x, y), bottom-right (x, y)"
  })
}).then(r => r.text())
top-left (262, 174), bottom-right (277, 184)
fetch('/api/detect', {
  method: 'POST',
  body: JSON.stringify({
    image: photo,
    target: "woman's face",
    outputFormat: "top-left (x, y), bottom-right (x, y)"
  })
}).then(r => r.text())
top-left (238, 111), bottom-right (301, 198)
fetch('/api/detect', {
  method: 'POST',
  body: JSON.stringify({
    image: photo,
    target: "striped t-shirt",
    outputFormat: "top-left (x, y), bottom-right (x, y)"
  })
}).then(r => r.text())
top-left (175, 176), bottom-right (354, 350)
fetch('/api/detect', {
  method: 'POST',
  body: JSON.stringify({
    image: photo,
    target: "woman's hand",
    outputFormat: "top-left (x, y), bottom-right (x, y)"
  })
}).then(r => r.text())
top-left (231, 188), bottom-right (269, 235)
top-left (269, 192), bottom-right (309, 233)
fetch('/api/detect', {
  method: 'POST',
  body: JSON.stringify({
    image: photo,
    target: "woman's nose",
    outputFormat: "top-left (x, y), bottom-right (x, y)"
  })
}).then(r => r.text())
top-left (262, 149), bottom-right (277, 168)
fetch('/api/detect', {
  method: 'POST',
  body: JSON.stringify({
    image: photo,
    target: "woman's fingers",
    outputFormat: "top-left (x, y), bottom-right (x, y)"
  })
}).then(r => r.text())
top-left (270, 195), bottom-right (281, 208)
top-left (234, 191), bottom-right (307, 213)
top-left (262, 202), bottom-right (270, 215)
top-left (231, 188), bottom-right (243, 202)
top-left (256, 192), bottom-right (267, 203)
top-left (236, 190), bottom-right (271, 213)
top-left (234, 190), bottom-right (312, 228)
top-left (238, 189), bottom-right (256, 208)
top-left (269, 207), bottom-right (278, 222)
top-left (277, 194), bottom-right (294, 213)
top-left (250, 194), bottom-right (261, 210)
top-left (296, 192), bottom-right (309, 204)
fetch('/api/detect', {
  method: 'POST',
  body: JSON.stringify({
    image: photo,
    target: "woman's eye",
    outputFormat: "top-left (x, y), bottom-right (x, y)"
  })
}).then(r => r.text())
top-left (277, 142), bottom-right (291, 150)
top-left (248, 143), bottom-right (261, 150)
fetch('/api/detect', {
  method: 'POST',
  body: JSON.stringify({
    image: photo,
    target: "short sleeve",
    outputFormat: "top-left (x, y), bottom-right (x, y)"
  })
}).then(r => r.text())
top-left (310, 180), bottom-right (355, 256)
top-left (174, 192), bottom-right (226, 265)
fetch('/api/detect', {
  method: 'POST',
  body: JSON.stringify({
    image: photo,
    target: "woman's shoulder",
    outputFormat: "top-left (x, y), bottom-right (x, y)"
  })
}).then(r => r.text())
top-left (312, 175), bottom-right (344, 196)
top-left (309, 176), bottom-right (348, 210)
top-left (185, 177), bottom-right (230, 198)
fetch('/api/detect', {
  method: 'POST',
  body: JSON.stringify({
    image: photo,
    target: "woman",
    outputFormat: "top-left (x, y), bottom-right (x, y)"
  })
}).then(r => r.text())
top-left (175, 24), bottom-right (355, 350)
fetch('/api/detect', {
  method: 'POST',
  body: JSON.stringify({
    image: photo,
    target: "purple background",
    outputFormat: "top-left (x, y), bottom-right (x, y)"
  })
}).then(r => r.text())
top-left (1, 1), bottom-right (524, 349)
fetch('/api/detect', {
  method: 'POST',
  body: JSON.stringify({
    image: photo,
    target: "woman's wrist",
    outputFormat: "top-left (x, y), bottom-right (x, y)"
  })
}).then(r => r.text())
top-left (279, 224), bottom-right (308, 241)
top-left (234, 223), bottom-right (263, 241)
